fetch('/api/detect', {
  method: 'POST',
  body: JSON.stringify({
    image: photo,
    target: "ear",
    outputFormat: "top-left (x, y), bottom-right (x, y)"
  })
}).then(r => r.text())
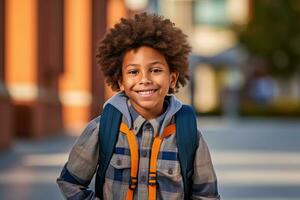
top-left (118, 80), bottom-right (124, 91)
top-left (170, 71), bottom-right (179, 89)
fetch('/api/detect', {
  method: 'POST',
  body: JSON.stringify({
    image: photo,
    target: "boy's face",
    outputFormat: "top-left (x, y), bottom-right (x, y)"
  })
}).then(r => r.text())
top-left (119, 46), bottom-right (178, 119)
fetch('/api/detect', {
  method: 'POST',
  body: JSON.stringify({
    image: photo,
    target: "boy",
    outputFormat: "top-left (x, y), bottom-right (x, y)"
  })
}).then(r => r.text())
top-left (57, 13), bottom-right (220, 200)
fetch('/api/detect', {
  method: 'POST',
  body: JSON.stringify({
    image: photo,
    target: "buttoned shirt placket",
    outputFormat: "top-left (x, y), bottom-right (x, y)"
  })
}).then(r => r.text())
top-left (128, 101), bottom-right (166, 200)
top-left (136, 122), bottom-right (153, 200)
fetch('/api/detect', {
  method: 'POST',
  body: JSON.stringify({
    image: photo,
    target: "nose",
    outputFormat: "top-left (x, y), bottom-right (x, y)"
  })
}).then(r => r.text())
top-left (139, 71), bottom-right (152, 85)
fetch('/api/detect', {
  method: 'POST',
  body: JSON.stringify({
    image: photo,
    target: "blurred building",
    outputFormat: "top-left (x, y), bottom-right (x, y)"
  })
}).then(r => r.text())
top-left (0, 0), bottom-right (131, 150)
top-left (163, 0), bottom-right (300, 117)
top-left (0, 0), bottom-right (253, 149)
top-left (156, 0), bottom-right (251, 116)
top-left (4, 0), bottom-right (298, 150)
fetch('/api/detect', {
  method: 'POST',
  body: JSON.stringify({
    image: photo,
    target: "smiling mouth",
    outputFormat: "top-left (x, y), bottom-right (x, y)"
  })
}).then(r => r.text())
top-left (136, 89), bottom-right (158, 97)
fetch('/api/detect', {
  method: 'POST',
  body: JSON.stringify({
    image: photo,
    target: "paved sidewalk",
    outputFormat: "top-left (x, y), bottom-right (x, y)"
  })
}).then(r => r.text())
top-left (0, 117), bottom-right (300, 200)
top-left (0, 135), bottom-right (76, 200)
top-left (201, 117), bottom-right (300, 200)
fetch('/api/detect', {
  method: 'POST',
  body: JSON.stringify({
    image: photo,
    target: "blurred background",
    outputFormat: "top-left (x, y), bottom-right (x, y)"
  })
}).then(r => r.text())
top-left (0, 0), bottom-right (300, 199)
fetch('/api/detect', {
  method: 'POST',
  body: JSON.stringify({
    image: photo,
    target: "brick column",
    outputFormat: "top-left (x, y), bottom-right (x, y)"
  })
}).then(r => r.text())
top-left (35, 0), bottom-right (64, 136)
top-left (90, 0), bottom-right (107, 118)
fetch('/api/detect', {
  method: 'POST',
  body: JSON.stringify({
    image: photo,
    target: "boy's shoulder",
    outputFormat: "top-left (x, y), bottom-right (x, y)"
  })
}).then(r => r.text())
top-left (74, 116), bottom-right (100, 147)
top-left (84, 116), bottom-right (100, 133)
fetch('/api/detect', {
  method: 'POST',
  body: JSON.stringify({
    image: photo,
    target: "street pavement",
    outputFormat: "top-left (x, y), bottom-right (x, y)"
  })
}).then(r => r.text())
top-left (0, 117), bottom-right (300, 200)
top-left (201, 117), bottom-right (300, 200)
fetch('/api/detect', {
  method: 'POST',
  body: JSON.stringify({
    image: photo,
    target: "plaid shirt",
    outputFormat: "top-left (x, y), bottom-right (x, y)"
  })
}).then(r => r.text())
top-left (57, 93), bottom-right (220, 200)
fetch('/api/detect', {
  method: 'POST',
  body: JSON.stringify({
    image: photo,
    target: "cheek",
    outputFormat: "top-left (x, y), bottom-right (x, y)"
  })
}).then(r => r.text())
top-left (159, 77), bottom-right (172, 91)
top-left (121, 77), bottom-right (136, 90)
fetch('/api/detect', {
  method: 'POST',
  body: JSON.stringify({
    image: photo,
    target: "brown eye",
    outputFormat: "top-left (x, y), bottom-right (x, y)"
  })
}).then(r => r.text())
top-left (151, 68), bottom-right (163, 73)
top-left (128, 70), bottom-right (139, 75)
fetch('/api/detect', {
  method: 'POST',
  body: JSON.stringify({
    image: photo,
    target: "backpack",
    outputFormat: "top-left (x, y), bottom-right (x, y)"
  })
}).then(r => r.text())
top-left (95, 104), bottom-right (199, 199)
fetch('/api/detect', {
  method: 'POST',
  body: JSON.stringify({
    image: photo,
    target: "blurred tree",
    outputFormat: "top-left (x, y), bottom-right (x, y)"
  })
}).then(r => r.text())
top-left (237, 0), bottom-right (300, 77)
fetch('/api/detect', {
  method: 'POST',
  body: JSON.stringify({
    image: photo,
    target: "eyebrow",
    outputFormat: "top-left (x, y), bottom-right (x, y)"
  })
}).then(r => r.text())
top-left (125, 61), bottom-right (166, 68)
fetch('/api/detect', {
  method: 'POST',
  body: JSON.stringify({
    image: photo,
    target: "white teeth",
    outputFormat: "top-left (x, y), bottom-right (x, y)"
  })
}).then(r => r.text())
top-left (138, 90), bottom-right (155, 96)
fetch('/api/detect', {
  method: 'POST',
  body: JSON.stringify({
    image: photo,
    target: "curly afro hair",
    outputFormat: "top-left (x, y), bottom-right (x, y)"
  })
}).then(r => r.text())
top-left (96, 12), bottom-right (191, 93)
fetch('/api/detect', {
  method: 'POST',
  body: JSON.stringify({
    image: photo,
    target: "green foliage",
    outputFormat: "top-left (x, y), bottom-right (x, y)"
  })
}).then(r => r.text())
top-left (239, 100), bottom-right (300, 117)
top-left (237, 0), bottom-right (300, 77)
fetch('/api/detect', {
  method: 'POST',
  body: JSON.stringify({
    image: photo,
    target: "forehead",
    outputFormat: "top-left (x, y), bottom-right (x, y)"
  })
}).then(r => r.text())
top-left (122, 46), bottom-right (167, 66)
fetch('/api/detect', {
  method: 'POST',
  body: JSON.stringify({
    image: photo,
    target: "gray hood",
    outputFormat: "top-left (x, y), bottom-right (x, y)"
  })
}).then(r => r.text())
top-left (103, 92), bottom-right (183, 135)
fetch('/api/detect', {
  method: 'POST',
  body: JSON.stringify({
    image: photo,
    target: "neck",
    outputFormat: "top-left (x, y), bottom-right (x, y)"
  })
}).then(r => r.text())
top-left (140, 109), bottom-right (163, 120)
top-left (130, 102), bottom-right (164, 120)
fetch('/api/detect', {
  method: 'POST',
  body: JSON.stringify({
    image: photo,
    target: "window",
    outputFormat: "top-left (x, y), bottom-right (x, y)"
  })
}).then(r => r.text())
top-left (193, 0), bottom-right (229, 27)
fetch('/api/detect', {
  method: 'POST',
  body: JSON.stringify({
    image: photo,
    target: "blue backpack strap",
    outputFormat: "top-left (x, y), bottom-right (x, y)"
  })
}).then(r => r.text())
top-left (95, 104), bottom-right (122, 198)
top-left (175, 105), bottom-right (199, 200)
